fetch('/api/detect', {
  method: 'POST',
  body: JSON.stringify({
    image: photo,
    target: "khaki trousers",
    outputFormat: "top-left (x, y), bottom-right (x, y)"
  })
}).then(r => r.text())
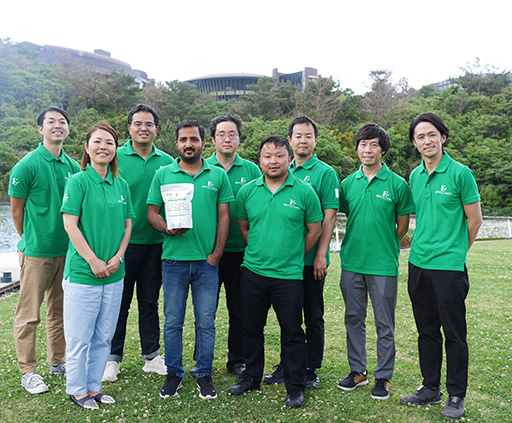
top-left (14, 252), bottom-right (66, 374)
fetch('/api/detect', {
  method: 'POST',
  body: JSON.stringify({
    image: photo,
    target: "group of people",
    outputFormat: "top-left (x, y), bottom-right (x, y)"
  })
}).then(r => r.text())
top-left (9, 104), bottom-right (481, 420)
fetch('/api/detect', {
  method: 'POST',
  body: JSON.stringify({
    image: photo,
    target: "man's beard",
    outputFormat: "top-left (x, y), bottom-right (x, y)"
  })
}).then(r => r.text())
top-left (179, 148), bottom-right (202, 164)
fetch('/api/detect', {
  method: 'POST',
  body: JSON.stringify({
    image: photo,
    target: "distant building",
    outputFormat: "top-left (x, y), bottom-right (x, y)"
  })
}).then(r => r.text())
top-left (19, 42), bottom-right (149, 87)
top-left (430, 79), bottom-right (456, 92)
top-left (187, 68), bottom-right (318, 101)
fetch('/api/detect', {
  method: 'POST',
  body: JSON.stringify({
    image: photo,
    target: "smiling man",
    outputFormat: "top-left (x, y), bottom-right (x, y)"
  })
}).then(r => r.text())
top-left (336, 123), bottom-right (414, 400)
top-left (228, 135), bottom-right (323, 409)
top-left (401, 113), bottom-right (482, 421)
top-left (102, 104), bottom-right (173, 383)
top-left (9, 106), bottom-right (80, 394)
top-left (147, 120), bottom-right (233, 401)
top-left (264, 116), bottom-right (339, 389)
top-left (205, 114), bottom-right (260, 377)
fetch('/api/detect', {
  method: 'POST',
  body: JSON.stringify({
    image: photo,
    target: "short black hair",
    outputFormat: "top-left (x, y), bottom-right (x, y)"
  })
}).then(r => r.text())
top-left (128, 104), bottom-right (159, 127)
top-left (288, 116), bottom-right (318, 138)
top-left (409, 113), bottom-right (449, 142)
top-left (37, 106), bottom-right (70, 127)
top-left (175, 120), bottom-right (205, 141)
top-left (354, 123), bottom-right (391, 155)
top-left (258, 135), bottom-right (291, 157)
top-left (209, 114), bottom-right (242, 138)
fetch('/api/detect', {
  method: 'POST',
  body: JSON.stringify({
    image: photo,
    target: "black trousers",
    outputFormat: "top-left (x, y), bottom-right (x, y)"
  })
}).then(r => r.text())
top-left (303, 265), bottom-right (325, 369)
top-left (408, 262), bottom-right (469, 397)
top-left (217, 251), bottom-right (245, 367)
top-left (241, 268), bottom-right (306, 393)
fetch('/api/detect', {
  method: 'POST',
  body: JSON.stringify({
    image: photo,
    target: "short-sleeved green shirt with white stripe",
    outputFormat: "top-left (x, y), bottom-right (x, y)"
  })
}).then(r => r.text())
top-left (61, 164), bottom-right (135, 285)
top-left (147, 158), bottom-right (234, 261)
top-left (339, 163), bottom-right (415, 277)
top-left (8, 143), bottom-right (80, 257)
top-left (290, 154), bottom-right (340, 266)
top-left (409, 153), bottom-right (480, 272)
top-left (117, 140), bottom-right (174, 245)
top-left (235, 171), bottom-right (324, 280)
top-left (206, 153), bottom-right (260, 252)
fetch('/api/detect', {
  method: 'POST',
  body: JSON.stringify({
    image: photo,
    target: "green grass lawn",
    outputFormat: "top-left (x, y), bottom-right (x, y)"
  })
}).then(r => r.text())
top-left (0, 240), bottom-right (510, 422)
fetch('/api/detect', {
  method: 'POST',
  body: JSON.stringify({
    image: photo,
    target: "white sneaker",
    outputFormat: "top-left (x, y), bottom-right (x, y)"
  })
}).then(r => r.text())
top-left (101, 361), bottom-right (119, 382)
top-left (21, 372), bottom-right (49, 394)
top-left (143, 355), bottom-right (167, 375)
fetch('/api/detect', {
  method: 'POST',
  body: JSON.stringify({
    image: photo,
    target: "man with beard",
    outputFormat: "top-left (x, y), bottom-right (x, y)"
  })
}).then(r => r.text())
top-left (147, 120), bottom-right (233, 400)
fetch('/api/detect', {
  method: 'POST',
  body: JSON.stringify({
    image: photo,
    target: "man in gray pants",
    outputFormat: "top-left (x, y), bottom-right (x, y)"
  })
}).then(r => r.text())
top-left (336, 123), bottom-right (414, 400)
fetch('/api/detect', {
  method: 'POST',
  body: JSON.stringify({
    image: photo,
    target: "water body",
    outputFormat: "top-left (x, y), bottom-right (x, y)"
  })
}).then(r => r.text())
top-left (0, 203), bottom-right (510, 254)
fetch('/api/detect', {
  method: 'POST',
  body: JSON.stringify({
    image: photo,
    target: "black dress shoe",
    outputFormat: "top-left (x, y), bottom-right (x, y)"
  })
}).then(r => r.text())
top-left (286, 390), bottom-right (304, 408)
top-left (228, 376), bottom-right (260, 395)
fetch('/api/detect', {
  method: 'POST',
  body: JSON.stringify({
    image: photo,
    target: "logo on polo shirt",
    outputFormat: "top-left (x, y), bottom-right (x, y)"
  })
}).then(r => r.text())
top-left (202, 180), bottom-right (218, 191)
top-left (63, 194), bottom-right (69, 202)
top-left (155, 166), bottom-right (165, 173)
top-left (304, 175), bottom-right (311, 183)
top-left (65, 172), bottom-right (72, 180)
top-left (435, 185), bottom-right (452, 196)
top-left (235, 177), bottom-right (248, 185)
top-left (118, 195), bottom-right (127, 205)
top-left (11, 177), bottom-right (19, 186)
top-left (376, 190), bottom-right (392, 201)
top-left (283, 199), bottom-right (301, 210)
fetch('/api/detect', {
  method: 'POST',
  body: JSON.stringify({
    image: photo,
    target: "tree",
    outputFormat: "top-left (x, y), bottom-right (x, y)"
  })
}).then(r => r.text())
top-left (299, 77), bottom-right (341, 126)
top-left (450, 58), bottom-right (511, 96)
top-left (362, 70), bottom-right (416, 127)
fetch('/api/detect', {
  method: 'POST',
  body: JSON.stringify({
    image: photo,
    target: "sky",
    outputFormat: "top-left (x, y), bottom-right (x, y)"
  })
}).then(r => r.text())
top-left (2, 0), bottom-right (510, 94)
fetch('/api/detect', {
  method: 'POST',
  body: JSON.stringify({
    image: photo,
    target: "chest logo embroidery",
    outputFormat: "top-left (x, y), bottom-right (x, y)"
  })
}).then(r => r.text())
top-left (376, 190), bottom-right (392, 201)
top-left (435, 185), bottom-right (452, 196)
top-left (283, 199), bottom-right (301, 210)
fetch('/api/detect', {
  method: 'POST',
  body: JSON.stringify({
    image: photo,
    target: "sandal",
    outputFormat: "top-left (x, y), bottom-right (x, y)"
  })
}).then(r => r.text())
top-left (70, 394), bottom-right (99, 410)
top-left (92, 392), bottom-right (116, 404)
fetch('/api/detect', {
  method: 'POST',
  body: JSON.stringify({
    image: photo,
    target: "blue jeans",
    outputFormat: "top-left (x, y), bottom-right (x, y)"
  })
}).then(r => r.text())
top-left (63, 277), bottom-right (123, 396)
top-left (109, 243), bottom-right (162, 361)
top-left (162, 260), bottom-right (218, 378)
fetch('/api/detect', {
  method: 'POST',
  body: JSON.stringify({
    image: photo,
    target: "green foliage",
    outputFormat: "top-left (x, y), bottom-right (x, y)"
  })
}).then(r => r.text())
top-left (0, 40), bottom-right (512, 214)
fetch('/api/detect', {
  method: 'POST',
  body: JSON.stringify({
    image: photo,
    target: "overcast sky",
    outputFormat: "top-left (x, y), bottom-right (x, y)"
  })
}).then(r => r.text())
top-left (2, 0), bottom-right (509, 94)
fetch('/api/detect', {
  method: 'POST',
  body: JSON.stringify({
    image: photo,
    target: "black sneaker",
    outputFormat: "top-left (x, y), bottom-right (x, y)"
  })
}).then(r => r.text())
top-left (286, 389), bottom-right (304, 408)
top-left (371, 378), bottom-right (390, 400)
top-left (228, 376), bottom-right (260, 395)
top-left (196, 375), bottom-right (217, 399)
top-left (226, 362), bottom-right (246, 377)
top-left (160, 372), bottom-right (183, 398)
top-left (305, 368), bottom-right (320, 389)
top-left (442, 396), bottom-right (465, 420)
top-left (263, 364), bottom-right (284, 384)
top-left (337, 370), bottom-right (368, 391)
top-left (400, 385), bottom-right (443, 406)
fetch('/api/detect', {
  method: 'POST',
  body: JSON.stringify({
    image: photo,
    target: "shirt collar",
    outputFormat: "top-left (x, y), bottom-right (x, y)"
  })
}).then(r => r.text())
top-left (290, 154), bottom-right (318, 170)
top-left (209, 152), bottom-right (243, 168)
top-left (37, 142), bottom-right (66, 163)
top-left (85, 163), bottom-right (113, 184)
top-left (170, 158), bottom-right (211, 176)
top-left (255, 170), bottom-right (295, 187)
top-left (355, 163), bottom-right (389, 180)
top-left (419, 153), bottom-right (451, 174)
top-left (123, 140), bottom-right (160, 158)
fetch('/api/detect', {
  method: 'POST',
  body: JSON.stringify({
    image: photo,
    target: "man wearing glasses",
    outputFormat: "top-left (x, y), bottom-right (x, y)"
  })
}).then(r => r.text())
top-left (102, 104), bottom-right (173, 382)
top-left (205, 114), bottom-right (260, 376)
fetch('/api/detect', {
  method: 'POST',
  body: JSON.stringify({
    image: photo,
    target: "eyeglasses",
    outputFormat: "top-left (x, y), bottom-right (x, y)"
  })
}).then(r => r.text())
top-left (215, 132), bottom-right (238, 140)
top-left (132, 121), bottom-right (156, 129)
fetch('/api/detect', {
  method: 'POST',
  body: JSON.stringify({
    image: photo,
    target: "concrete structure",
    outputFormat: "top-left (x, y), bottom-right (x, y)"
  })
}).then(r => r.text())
top-left (187, 68), bottom-right (319, 101)
top-left (19, 42), bottom-right (149, 87)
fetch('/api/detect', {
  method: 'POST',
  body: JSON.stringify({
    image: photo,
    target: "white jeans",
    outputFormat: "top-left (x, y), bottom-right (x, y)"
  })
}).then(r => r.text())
top-left (63, 277), bottom-right (123, 395)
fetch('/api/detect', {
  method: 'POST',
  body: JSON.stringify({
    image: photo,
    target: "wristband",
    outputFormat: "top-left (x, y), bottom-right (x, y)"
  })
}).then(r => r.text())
top-left (115, 254), bottom-right (123, 263)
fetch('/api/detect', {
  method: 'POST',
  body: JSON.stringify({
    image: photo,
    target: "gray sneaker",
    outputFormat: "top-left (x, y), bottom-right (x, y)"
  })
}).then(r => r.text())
top-left (21, 372), bottom-right (49, 394)
top-left (442, 396), bottom-right (465, 420)
top-left (50, 362), bottom-right (66, 374)
top-left (400, 385), bottom-right (443, 406)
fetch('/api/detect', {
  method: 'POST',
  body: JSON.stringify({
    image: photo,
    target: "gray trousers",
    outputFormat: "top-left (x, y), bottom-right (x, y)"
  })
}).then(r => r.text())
top-left (340, 270), bottom-right (397, 380)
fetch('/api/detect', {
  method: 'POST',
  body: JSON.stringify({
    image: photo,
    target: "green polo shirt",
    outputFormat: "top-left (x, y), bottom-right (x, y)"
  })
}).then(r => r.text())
top-left (8, 143), bottom-right (80, 257)
top-left (206, 153), bottom-right (260, 252)
top-left (235, 171), bottom-right (323, 280)
top-left (117, 140), bottom-right (174, 245)
top-left (290, 154), bottom-right (340, 266)
top-left (147, 158), bottom-right (234, 261)
top-left (61, 165), bottom-right (135, 285)
top-left (409, 153), bottom-right (480, 272)
top-left (339, 163), bottom-right (415, 277)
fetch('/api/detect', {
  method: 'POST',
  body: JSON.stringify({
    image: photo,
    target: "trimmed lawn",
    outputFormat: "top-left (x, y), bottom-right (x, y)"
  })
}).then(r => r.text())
top-left (0, 240), bottom-right (510, 422)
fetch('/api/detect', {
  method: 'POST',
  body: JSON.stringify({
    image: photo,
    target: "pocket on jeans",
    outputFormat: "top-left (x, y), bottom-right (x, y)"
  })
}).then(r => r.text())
top-left (163, 260), bottom-right (177, 267)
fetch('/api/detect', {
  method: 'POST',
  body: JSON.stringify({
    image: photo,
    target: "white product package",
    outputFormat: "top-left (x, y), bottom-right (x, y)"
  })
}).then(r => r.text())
top-left (160, 183), bottom-right (194, 229)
